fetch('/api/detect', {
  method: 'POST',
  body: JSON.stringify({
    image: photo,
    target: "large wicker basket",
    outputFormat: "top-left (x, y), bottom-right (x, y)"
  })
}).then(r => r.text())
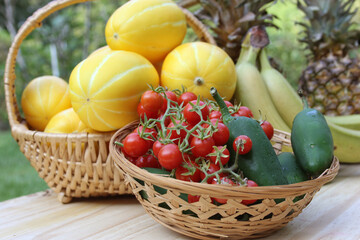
top-left (110, 121), bottom-right (340, 240)
top-left (3, 0), bottom-right (215, 203)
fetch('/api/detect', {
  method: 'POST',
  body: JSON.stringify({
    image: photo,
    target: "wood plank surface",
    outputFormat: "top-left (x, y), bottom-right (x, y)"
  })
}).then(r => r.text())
top-left (0, 163), bottom-right (359, 240)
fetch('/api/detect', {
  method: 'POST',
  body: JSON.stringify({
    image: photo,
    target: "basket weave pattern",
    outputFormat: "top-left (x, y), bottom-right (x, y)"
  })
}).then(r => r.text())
top-left (111, 122), bottom-right (340, 240)
top-left (3, 0), bottom-right (215, 203)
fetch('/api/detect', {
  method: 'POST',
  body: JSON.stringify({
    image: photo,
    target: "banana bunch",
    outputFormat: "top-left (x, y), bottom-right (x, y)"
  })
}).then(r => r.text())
top-left (233, 27), bottom-right (360, 163)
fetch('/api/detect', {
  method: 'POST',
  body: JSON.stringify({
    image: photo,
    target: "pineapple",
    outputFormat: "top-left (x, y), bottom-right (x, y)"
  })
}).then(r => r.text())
top-left (178, 0), bottom-right (276, 62)
top-left (298, 0), bottom-right (360, 116)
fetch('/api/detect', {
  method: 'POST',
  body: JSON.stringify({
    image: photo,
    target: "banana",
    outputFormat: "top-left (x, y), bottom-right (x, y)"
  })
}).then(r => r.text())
top-left (258, 48), bottom-right (360, 162)
top-left (233, 32), bottom-right (291, 132)
top-left (260, 49), bottom-right (303, 128)
top-left (326, 120), bottom-right (360, 163)
top-left (325, 114), bottom-right (360, 131)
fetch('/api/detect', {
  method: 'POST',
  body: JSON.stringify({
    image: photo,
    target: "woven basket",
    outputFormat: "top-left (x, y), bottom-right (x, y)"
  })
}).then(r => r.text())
top-left (110, 121), bottom-right (340, 240)
top-left (3, 0), bottom-right (215, 203)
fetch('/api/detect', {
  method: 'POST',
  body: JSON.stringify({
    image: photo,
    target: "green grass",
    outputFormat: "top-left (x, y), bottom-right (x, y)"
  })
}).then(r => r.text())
top-left (0, 131), bottom-right (49, 202)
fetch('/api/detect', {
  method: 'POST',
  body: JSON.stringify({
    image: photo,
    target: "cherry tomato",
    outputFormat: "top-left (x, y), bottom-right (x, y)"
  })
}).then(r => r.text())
top-left (183, 100), bottom-right (210, 125)
top-left (224, 101), bottom-right (233, 108)
top-left (118, 144), bottom-right (137, 164)
top-left (157, 144), bottom-right (183, 170)
top-left (211, 177), bottom-right (235, 204)
top-left (133, 126), bottom-right (157, 145)
top-left (140, 90), bottom-right (163, 113)
top-left (175, 161), bottom-right (201, 182)
top-left (137, 102), bottom-right (159, 120)
top-left (236, 106), bottom-right (254, 118)
top-left (209, 147), bottom-right (230, 166)
top-left (123, 132), bottom-right (151, 158)
top-left (261, 120), bottom-right (274, 140)
top-left (212, 122), bottom-right (230, 146)
top-left (241, 180), bottom-right (258, 205)
top-left (155, 113), bottom-right (171, 131)
top-left (201, 119), bottom-right (229, 146)
top-left (152, 140), bottom-right (165, 158)
top-left (182, 152), bottom-right (197, 162)
top-left (233, 135), bottom-right (252, 155)
top-left (161, 91), bottom-right (178, 112)
top-left (188, 194), bottom-right (200, 203)
top-left (166, 120), bottom-right (189, 144)
top-left (178, 92), bottom-right (197, 106)
top-left (135, 154), bottom-right (161, 168)
top-left (190, 136), bottom-right (215, 158)
top-left (200, 163), bottom-right (226, 183)
top-left (209, 110), bottom-right (222, 121)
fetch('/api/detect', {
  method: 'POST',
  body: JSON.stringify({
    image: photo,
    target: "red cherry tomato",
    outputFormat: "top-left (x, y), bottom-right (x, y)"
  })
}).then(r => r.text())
top-left (140, 90), bottom-right (163, 113)
top-left (233, 135), bottom-right (252, 155)
top-left (190, 136), bottom-right (215, 158)
top-left (241, 180), bottom-right (258, 205)
top-left (175, 161), bottom-right (201, 182)
top-left (123, 132), bottom-right (151, 158)
top-left (261, 120), bottom-right (274, 140)
top-left (236, 106), bottom-right (254, 118)
top-left (183, 100), bottom-right (210, 125)
top-left (178, 92), bottom-right (197, 106)
top-left (135, 154), bottom-right (161, 168)
top-left (209, 110), bottom-right (222, 121)
top-left (152, 140), bottom-right (165, 158)
top-left (188, 194), bottom-right (200, 203)
top-left (201, 119), bottom-right (229, 146)
top-left (157, 144), bottom-right (183, 170)
top-left (166, 120), bottom-right (189, 144)
top-left (137, 102), bottom-right (159, 120)
top-left (118, 144), bottom-right (137, 164)
top-left (133, 126), bottom-right (157, 145)
top-left (212, 122), bottom-right (230, 146)
top-left (200, 163), bottom-right (226, 183)
top-left (161, 91), bottom-right (178, 112)
top-left (155, 113), bottom-right (171, 131)
top-left (211, 177), bottom-right (235, 204)
top-left (209, 147), bottom-right (230, 166)
top-left (224, 101), bottom-right (233, 108)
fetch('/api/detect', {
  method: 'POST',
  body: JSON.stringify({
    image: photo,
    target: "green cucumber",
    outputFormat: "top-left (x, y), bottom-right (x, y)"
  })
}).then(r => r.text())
top-left (211, 87), bottom-right (288, 186)
top-left (291, 99), bottom-right (334, 177)
top-left (278, 152), bottom-right (308, 184)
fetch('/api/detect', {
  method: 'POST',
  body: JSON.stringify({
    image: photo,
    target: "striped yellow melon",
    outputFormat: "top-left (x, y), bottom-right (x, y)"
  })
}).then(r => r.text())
top-left (69, 49), bottom-right (159, 132)
top-left (105, 0), bottom-right (187, 63)
top-left (44, 108), bottom-right (96, 134)
top-left (21, 76), bottom-right (71, 131)
top-left (161, 42), bottom-right (237, 101)
top-left (89, 45), bottom-right (112, 57)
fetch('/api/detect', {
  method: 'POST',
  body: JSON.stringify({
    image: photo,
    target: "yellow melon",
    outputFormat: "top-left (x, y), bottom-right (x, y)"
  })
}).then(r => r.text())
top-left (89, 45), bottom-right (112, 57)
top-left (161, 42), bottom-right (237, 101)
top-left (105, 0), bottom-right (187, 63)
top-left (69, 49), bottom-right (159, 132)
top-left (44, 108), bottom-right (96, 134)
top-left (21, 76), bottom-right (72, 131)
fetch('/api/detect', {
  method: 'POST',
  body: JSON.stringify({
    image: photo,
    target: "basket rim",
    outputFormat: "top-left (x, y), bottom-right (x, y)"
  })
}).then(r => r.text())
top-left (110, 123), bottom-right (340, 199)
top-left (10, 122), bottom-right (115, 141)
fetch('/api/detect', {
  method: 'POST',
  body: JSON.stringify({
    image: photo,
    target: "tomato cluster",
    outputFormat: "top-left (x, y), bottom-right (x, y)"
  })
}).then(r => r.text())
top-left (116, 86), bottom-right (272, 205)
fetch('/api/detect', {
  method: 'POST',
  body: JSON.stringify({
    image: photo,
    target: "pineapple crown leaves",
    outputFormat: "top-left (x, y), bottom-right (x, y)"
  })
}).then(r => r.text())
top-left (296, 0), bottom-right (360, 59)
top-left (187, 0), bottom-right (278, 61)
top-left (194, 0), bottom-right (277, 32)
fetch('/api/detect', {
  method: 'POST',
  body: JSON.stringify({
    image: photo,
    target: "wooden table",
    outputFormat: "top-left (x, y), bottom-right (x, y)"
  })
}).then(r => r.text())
top-left (1, 163), bottom-right (360, 240)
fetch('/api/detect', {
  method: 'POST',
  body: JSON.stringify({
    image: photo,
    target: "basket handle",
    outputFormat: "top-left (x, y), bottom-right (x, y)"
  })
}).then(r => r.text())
top-left (3, 0), bottom-right (216, 130)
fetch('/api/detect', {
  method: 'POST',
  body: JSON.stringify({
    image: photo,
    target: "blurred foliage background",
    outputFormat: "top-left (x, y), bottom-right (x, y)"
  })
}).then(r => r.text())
top-left (0, 0), bottom-right (359, 201)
